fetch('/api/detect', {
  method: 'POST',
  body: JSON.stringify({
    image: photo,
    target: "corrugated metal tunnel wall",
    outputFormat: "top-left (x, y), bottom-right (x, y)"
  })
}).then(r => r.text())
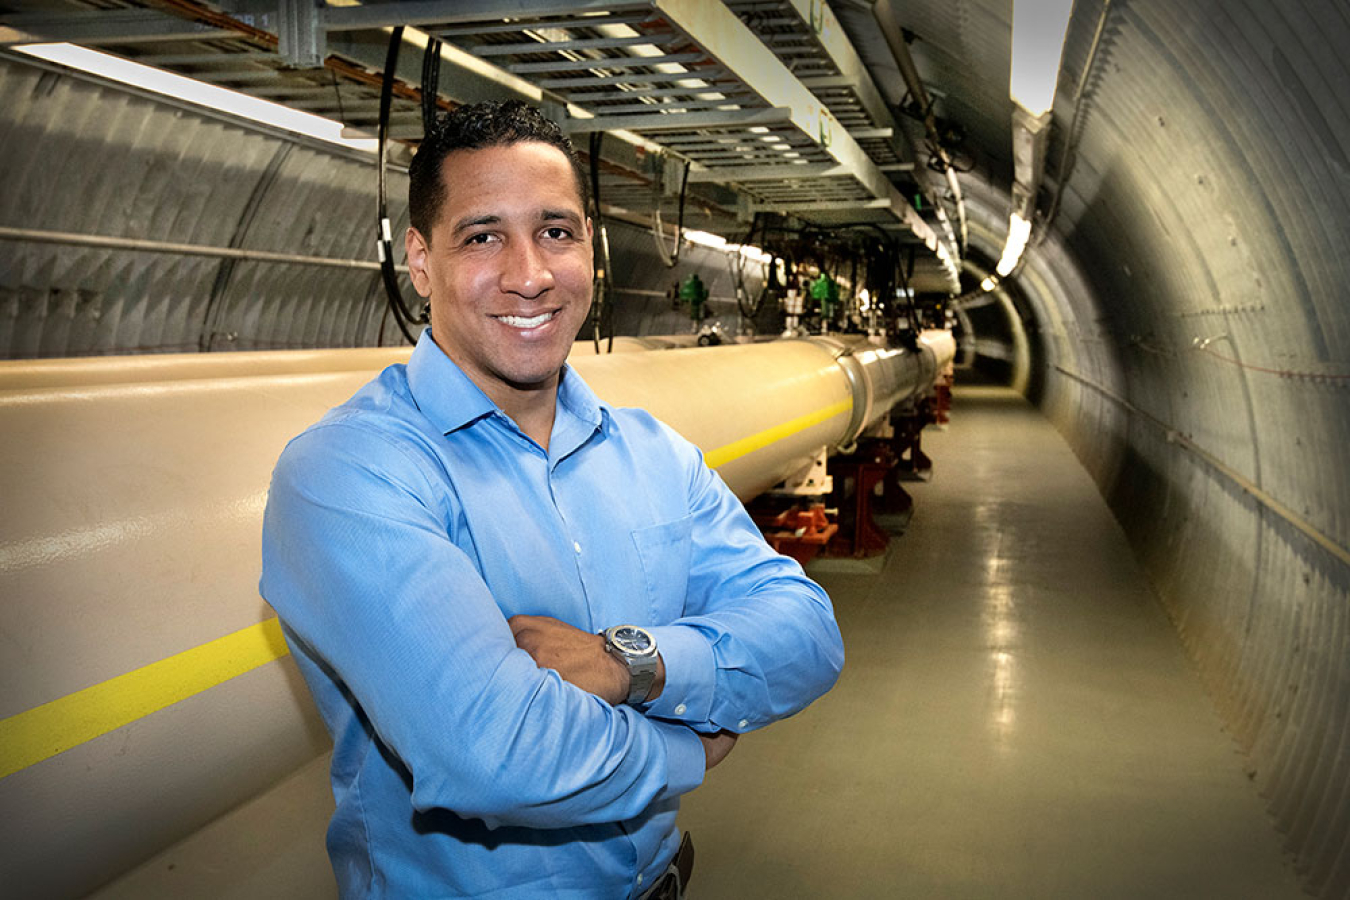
top-left (2, 0), bottom-right (1349, 895)
top-left (1009, 2), bottom-right (1350, 894)
top-left (0, 54), bottom-right (771, 357)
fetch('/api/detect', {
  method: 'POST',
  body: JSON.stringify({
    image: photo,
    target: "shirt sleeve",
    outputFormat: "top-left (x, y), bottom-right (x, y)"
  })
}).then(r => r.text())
top-left (260, 422), bottom-right (704, 831)
top-left (641, 428), bottom-right (845, 733)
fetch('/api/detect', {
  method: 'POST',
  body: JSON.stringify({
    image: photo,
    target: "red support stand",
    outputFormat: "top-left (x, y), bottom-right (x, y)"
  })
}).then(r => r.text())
top-left (751, 502), bottom-right (839, 566)
top-left (933, 370), bottom-right (953, 425)
top-left (825, 453), bottom-right (895, 558)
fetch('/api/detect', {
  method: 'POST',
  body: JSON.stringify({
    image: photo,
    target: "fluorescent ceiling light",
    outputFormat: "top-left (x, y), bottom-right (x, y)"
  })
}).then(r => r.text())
top-left (995, 212), bottom-right (1032, 276)
top-left (1009, 0), bottom-right (1075, 116)
top-left (684, 230), bottom-right (728, 250)
top-left (734, 243), bottom-right (772, 265)
top-left (680, 231), bottom-right (770, 264)
top-left (980, 276), bottom-right (999, 292)
top-left (15, 43), bottom-right (379, 153)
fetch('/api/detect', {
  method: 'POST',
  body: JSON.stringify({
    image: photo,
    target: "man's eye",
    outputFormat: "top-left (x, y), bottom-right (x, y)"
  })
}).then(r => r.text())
top-left (464, 233), bottom-right (495, 245)
top-left (543, 227), bottom-right (573, 240)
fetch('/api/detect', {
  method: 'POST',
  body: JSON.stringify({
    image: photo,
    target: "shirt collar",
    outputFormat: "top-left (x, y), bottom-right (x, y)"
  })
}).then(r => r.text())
top-left (556, 363), bottom-right (607, 433)
top-left (405, 328), bottom-right (611, 440)
top-left (405, 329), bottom-right (497, 434)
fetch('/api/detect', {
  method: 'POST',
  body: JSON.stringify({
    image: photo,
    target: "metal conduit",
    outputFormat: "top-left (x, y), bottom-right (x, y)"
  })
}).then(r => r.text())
top-left (0, 225), bottom-right (409, 273)
top-left (871, 0), bottom-right (969, 253)
top-left (0, 333), bottom-right (953, 898)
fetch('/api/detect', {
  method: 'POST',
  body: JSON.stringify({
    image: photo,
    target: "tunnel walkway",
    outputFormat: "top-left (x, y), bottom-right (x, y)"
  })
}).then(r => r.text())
top-left (89, 387), bottom-right (1305, 899)
top-left (678, 386), bottom-right (1304, 898)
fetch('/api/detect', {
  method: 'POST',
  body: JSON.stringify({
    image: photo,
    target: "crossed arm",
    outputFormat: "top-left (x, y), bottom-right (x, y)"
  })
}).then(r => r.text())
top-left (264, 419), bottom-right (838, 826)
top-left (508, 614), bottom-right (738, 770)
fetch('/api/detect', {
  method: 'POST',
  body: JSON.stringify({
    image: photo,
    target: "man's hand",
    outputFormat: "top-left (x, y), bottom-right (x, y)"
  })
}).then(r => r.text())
top-left (509, 615), bottom-right (665, 705)
top-left (698, 731), bottom-right (738, 770)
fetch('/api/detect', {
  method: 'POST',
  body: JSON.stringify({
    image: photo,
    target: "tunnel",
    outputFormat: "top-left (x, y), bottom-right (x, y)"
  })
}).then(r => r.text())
top-left (1, 1), bottom-right (1347, 897)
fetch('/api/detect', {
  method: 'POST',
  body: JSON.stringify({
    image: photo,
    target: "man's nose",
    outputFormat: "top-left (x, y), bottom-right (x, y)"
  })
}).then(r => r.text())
top-left (498, 238), bottom-right (555, 298)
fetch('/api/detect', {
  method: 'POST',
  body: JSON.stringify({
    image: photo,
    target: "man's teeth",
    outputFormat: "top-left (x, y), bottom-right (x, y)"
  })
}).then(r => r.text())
top-left (496, 312), bottom-right (555, 329)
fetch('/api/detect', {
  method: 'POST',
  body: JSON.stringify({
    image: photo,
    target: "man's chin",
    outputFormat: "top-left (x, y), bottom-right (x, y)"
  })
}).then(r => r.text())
top-left (496, 363), bottom-right (566, 393)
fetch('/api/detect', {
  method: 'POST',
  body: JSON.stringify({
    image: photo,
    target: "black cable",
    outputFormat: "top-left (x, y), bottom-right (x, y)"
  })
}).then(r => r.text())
top-left (730, 213), bottom-right (768, 320)
top-left (670, 158), bottom-right (690, 265)
top-left (376, 26), bottom-right (422, 345)
top-left (588, 131), bottom-right (615, 353)
top-left (596, 132), bottom-right (607, 353)
top-left (652, 156), bottom-right (690, 267)
top-left (899, 244), bottom-right (921, 333)
top-left (421, 36), bottom-right (442, 138)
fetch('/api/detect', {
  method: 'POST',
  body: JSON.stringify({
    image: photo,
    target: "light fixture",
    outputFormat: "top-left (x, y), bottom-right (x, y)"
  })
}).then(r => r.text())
top-left (995, 213), bottom-right (1032, 276)
top-left (15, 43), bottom-right (380, 153)
top-left (1009, 0), bottom-right (1075, 117)
top-left (980, 275), bottom-right (999, 292)
top-left (735, 244), bottom-right (772, 265)
top-left (995, 2), bottom-right (1074, 282)
top-left (683, 230), bottom-right (728, 250)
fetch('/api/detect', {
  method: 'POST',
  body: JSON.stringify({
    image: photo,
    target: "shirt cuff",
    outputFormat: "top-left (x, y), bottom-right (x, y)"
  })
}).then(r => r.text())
top-left (653, 719), bottom-right (705, 800)
top-left (643, 624), bottom-right (715, 725)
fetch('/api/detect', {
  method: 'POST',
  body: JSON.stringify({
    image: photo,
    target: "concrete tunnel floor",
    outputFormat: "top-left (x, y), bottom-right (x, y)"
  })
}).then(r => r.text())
top-left (90, 386), bottom-right (1305, 899)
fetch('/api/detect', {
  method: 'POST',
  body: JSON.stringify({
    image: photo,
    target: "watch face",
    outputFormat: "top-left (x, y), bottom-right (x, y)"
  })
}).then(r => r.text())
top-left (612, 626), bottom-right (653, 654)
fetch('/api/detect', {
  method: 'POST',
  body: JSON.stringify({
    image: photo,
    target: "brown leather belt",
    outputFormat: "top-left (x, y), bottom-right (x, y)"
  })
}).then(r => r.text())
top-left (638, 832), bottom-right (694, 900)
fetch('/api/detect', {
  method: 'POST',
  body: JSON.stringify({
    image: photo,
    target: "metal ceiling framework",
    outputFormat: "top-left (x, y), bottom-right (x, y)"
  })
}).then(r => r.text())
top-left (0, 0), bottom-right (963, 291)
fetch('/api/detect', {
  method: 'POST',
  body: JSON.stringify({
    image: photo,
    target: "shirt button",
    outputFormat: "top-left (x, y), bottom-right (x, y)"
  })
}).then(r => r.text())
top-left (573, 541), bottom-right (582, 554)
top-left (636, 874), bottom-right (644, 885)
top-left (674, 704), bottom-right (687, 715)
top-left (738, 719), bottom-right (749, 729)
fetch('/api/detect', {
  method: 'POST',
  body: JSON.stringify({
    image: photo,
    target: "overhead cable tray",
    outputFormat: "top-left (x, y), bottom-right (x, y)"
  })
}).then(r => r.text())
top-left (1, 0), bottom-right (961, 290)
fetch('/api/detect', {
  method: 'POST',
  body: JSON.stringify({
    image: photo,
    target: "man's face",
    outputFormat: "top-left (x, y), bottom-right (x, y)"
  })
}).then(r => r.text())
top-left (406, 141), bottom-right (593, 404)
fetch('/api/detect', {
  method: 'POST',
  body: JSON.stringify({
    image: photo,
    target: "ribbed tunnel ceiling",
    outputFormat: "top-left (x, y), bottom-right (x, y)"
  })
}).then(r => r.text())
top-left (837, 0), bottom-right (1015, 186)
top-left (1, 1), bottom-right (1349, 896)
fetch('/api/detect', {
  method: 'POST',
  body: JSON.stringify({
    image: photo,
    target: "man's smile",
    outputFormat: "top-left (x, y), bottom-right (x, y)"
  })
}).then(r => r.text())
top-left (493, 311), bottom-right (557, 330)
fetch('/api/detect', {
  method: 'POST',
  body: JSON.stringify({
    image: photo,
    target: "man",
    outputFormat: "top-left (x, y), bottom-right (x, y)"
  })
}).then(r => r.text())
top-left (261, 100), bottom-right (843, 899)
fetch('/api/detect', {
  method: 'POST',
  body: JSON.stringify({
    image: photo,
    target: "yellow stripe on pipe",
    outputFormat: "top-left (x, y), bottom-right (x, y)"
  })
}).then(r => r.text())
top-left (0, 617), bottom-right (289, 780)
top-left (704, 398), bottom-right (852, 470)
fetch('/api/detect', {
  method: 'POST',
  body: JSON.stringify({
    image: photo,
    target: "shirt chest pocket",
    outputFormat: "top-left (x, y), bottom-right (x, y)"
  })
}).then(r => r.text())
top-left (630, 515), bottom-right (694, 623)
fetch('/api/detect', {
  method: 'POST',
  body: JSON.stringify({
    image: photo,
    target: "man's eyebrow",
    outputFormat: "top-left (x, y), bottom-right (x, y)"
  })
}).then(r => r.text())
top-left (540, 209), bottom-right (583, 224)
top-left (451, 214), bottom-right (500, 235)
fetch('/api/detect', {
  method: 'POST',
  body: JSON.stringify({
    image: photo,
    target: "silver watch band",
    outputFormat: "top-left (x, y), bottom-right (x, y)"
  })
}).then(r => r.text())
top-left (627, 665), bottom-right (657, 705)
top-left (603, 625), bottom-right (659, 705)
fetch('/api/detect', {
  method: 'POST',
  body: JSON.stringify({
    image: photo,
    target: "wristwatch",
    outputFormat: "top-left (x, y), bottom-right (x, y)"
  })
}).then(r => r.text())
top-left (602, 625), bottom-right (659, 705)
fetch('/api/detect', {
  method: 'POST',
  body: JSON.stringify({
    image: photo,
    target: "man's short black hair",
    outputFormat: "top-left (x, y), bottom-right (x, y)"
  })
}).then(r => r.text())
top-left (408, 100), bottom-right (589, 241)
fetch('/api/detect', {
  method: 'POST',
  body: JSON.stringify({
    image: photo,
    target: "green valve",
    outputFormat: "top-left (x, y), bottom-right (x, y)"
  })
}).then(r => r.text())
top-left (809, 273), bottom-right (839, 303)
top-left (678, 273), bottom-right (708, 320)
top-left (810, 274), bottom-right (840, 321)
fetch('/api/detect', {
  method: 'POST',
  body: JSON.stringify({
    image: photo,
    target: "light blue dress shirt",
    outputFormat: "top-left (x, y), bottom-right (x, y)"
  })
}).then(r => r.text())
top-left (261, 331), bottom-right (844, 898)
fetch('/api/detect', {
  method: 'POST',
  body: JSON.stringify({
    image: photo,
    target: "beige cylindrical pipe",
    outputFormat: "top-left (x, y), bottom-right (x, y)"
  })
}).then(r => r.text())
top-left (0, 346), bottom-right (413, 391)
top-left (569, 334), bottom-right (703, 355)
top-left (0, 330), bottom-right (745, 392)
top-left (0, 331), bottom-right (954, 898)
top-left (573, 340), bottom-right (852, 499)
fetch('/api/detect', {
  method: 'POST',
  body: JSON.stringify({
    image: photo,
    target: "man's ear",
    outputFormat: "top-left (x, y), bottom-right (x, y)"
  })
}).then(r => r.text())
top-left (405, 227), bottom-right (433, 298)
